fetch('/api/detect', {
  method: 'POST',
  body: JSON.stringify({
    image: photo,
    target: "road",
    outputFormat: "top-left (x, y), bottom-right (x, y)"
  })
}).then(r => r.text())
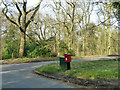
top-left (1, 61), bottom-right (74, 88)
top-left (1, 56), bottom-right (120, 88)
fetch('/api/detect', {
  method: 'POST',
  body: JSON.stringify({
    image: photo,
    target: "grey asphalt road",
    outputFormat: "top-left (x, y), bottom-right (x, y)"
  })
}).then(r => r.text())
top-left (1, 61), bottom-right (74, 88)
top-left (1, 56), bottom-right (120, 88)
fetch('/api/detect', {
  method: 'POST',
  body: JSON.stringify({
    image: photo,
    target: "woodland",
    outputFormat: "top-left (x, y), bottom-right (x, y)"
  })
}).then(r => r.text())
top-left (0, 0), bottom-right (120, 59)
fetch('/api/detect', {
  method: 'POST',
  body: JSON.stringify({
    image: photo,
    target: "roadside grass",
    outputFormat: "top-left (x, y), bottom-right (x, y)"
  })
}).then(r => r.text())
top-left (2, 57), bottom-right (59, 64)
top-left (36, 63), bottom-right (62, 74)
top-left (4, 58), bottom-right (15, 61)
top-left (36, 59), bottom-right (118, 79)
top-left (2, 55), bottom-right (107, 64)
top-left (59, 55), bottom-right (107, 59)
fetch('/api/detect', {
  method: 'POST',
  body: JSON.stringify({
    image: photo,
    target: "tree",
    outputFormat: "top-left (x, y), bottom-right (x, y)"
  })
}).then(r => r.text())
top-left (112, 2), bottom-right (120, 55)
top-left (112, 2), bottom-right (120, 20)
top-left (93, 1), bottom-right (119, 55)
top-left (0, 7), bottom-right (2, 60)
top-left (75, 1), bottom-right (93, 55)
top-left (2, 0), bottom-right (42, 57)
top-left (2, 23), bottom-right (20, 59)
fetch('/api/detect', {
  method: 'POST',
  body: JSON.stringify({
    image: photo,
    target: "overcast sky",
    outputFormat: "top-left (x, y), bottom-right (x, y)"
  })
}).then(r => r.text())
top-left (0, 0), bottom-right (118, 27)
top-left (27, 0), bottom-right (98, 23)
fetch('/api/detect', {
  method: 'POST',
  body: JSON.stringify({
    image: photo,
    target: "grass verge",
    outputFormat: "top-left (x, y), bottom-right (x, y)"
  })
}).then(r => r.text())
top-left (2, 55), bottom-right (107, 64)
top-left (2, 57), bottom-right (58, 64)
top-left (36, 59), bottom-right (118, 79)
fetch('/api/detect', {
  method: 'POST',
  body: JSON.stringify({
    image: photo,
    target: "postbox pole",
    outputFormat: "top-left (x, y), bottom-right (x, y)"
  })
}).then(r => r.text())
top-left (67, 62), bottom-right (70, 70)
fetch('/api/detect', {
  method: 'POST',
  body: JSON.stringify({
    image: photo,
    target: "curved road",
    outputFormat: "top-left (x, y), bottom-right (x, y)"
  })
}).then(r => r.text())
top-left (1, 61), bottom-right (73, 88)
top-left (1, 56), bottom-right (120, 88)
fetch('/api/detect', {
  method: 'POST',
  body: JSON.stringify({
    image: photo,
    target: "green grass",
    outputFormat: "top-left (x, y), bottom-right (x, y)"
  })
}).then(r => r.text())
top-left (3, 55), bottom-right (107, 64)
top-left (5, 58), bottom-right (15, 61)
top-left (36, 63), bottom-right (62, 74)
top-left (59, 56), bottom-right (86, 59)
top-left (59, 55), bottom-right (107, 59)
top-left (36, 59), bottom-right (118, 79)
top-left (2, 57), bottom-right (58, 64)
top-left (2, 55), bottom-right (117, 64)
top-left (14, 59), bottom-right (30, 63)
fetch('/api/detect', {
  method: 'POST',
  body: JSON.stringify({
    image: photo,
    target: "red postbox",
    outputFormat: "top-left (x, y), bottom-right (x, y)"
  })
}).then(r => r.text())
top-left (64, 54), bottom-right (71, 62)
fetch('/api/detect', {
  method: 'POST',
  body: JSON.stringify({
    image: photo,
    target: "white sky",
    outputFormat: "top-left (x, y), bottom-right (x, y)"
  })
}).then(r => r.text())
top-left (21, 0), bottom-right (120, 27)
top-left (27, 0), bottom-right (99, 23)
top-left (0, 0), bottom-right (118, 27)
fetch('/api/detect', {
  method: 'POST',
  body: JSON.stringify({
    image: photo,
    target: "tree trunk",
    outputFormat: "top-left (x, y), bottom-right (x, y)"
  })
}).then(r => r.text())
top-left (19, 31), bottom-right (25, 57)
top-left (118, 20), bottom-right (120, 55)
top-left (76, 32), bottom-right (80, 56)
top-left (19, 1), bottom-right (26, 57)
top-left (2, 1), bottom-right (41, 58)
top-left (56, 2), bottom-right (61, 56)
top-left (0, 16), bottom-right (1, 60)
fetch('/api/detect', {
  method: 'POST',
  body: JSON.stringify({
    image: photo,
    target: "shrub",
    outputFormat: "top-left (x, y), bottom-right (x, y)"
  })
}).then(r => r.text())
top-left (2, 51), bottom-right (11, 59)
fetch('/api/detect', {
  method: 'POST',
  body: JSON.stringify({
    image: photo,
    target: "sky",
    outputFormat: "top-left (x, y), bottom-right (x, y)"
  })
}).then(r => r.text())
top-left (26, 0), bottom-right (98, 23)
top-left (0, 0), bottom-right (118, 27)
top-left (27, 0), bottom-right (117, 25)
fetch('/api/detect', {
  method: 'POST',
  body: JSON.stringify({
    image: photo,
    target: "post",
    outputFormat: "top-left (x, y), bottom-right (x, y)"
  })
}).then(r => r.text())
top-left (67, 62), bottom-right (71, 70)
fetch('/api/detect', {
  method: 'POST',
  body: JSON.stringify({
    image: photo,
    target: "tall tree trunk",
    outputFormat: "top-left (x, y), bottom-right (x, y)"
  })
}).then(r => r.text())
top-left (76, 32), bottom-right (80, 56)
top-left (70, 4), bottom-right (75, 50)
top-left (118, 19), bottom-right (120, 55)
top-left (0, 16), bottom-right (1, 60)
top-left (107, 6), bottom-right (111, 55)
top-left (19, 1), bottom-right (26, 57)
top-left (57, 16), bottom-right (60, 56)
top-left (56, 2), bottom-right (61, 56)
top-left (57, 29), bottom-right (60, 56)
top-left (117, 8), bottom-right (120, 55)
top-left (19, 31), bottom-right (26, 57)
top-left (103, 15), bottom-right (107, 55)
top-left (82, 29), bottom-right (85, 55)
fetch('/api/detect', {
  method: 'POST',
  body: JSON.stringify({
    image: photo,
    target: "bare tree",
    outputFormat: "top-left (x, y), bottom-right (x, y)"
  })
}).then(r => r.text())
top-left (2, 0), bottom-right (42, 57)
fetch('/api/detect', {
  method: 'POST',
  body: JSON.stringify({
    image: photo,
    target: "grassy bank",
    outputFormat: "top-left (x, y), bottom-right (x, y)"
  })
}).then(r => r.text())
top-left (2, 57), bottom-right (58, 64)
top-left (36, 59), bottom-right (118, 79)
top-left (60, 55), bottom-right (107, 59)
top-left (2, 55), bottom-right (108, 64)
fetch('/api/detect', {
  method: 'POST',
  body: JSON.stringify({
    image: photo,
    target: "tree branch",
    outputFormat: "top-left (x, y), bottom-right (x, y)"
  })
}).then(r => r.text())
top-left (23, 1), bottom-right (27, 13)
top-left (14, 2), bottom-right (22, 25)
top-left (26, 1), bottom-right (41, 14)
top-left (0, 29), bottom-right (7, 36)
top-left (26, 1), bottom-right (42, 28)
top-left (66, 1), bottom-right (73, 7)
top-left (60, 4), bottom-right (71, 19)
top-left (43, 21), bottom-right (47, 40)
top-left (35, 32), bottom-right (42, 40)
top-left (2, 6), bottom-right (19, 27)
top-left (26, 33), bottom-right (40, 45)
